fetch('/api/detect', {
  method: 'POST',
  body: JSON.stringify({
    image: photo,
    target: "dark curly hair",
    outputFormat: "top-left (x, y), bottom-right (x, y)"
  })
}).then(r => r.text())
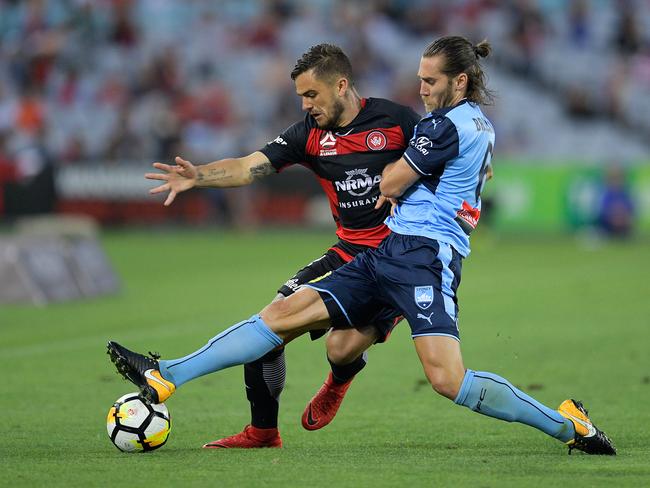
top-left (290, 43), bottom-right (354, 84)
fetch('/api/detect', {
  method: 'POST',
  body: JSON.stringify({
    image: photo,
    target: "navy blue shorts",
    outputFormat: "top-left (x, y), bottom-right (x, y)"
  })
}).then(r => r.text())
top-left (305, 233), bottom-right (463, 341)
top-left (279, 241), bottom-right (399, 342)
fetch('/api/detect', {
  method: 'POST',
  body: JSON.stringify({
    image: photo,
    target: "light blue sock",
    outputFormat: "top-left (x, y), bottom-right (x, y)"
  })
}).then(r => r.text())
top-left (454, 370), bottom-right (575, 442)
top-left (158, 315), bottom-right (283, 387)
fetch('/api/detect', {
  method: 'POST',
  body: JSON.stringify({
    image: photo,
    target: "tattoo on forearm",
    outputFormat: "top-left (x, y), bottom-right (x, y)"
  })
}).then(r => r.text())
top-left (197, 167), bottom-right (232, 184)
top-left (249, 162), bottom-right (274, 180)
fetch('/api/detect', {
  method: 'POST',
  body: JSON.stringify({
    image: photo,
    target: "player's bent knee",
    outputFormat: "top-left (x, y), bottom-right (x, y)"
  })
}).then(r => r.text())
top-left (326, 326), bottom-right (378, 365)
top-left (260, 299), bottom-right (294, 329)
top-left (425, 368), bottom-right (462, 400)
top-left (325, 334), bottom-right (352, 364)
top-left (326, 344), bottom-right (358, 365)
top-left (260, 288), bottom-right (328, 337)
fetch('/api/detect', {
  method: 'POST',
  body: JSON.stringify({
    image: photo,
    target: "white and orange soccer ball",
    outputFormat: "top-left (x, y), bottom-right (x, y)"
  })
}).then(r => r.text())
top-left (107, 392), bottom-right (171, 453)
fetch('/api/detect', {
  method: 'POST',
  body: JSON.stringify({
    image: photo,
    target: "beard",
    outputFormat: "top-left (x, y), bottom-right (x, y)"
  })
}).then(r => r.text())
top-left (424, 81), bottom-right (455, 112)
top-left (317, 99), bottom-right (346, 129)
top-left (440, 81), bottom-right (455, 108)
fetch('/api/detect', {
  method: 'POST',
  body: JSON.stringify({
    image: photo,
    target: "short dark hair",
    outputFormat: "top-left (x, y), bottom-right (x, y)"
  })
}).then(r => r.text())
top-left (423, 36), bottom-right (495, 105)
top-left (290, 43), bottom-right (354, 83)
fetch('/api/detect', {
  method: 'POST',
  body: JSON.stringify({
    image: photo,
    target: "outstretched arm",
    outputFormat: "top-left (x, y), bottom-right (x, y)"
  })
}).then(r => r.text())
top-left (146, 151), bottom-right (274, 206)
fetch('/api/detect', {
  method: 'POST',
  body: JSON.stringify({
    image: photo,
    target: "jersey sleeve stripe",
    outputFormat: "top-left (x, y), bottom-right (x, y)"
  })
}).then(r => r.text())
top-left (403, 152), bottom-right (430, 176)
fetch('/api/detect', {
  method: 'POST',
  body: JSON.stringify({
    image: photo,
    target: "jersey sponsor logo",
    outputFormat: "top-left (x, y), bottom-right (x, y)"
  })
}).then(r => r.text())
top-left (338, 195), bottom-right (379, 209)
top-left (412, 136), bottom-right (433, 155)
top-left (366, 130), bottom-right (387, 151)
top-left (320, 131), bottom-right (336, 147)
top-left (319, 131), bottom-right (337, 156)
top-left (334, 168), bottom-right (381, 197)
top-left (416, 312), bottom-right (434, 325)
top-left (414, 286), bottom-right (433, 310)
top-left (455, 200), bottom-right (481, 234)
top-left (270, 136), bottom-right (287, 145)
top-left (283, 278), bottom-right (300, 292)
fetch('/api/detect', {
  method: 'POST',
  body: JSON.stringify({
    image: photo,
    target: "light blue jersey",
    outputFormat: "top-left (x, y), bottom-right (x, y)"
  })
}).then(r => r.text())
top-left (386, 99), bottom-right (494, 256)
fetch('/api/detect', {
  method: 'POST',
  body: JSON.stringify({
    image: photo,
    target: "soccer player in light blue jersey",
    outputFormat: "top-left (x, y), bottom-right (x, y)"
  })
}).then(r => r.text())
top-left (108, 36), bottom-right (615, 455)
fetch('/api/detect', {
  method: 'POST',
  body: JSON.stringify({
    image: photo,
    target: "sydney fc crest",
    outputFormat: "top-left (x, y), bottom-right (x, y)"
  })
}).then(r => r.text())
top-left (414, 286), bottom-right (433, 310)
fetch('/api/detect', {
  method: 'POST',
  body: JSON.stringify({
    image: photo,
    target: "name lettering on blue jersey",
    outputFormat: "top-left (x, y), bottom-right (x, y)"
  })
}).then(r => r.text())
top-left (472, 117), bottom-right (494, 133)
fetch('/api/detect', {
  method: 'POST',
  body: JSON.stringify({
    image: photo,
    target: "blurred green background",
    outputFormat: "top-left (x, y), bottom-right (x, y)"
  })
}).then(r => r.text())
top-left (484, 162), bottom-right (650, 234)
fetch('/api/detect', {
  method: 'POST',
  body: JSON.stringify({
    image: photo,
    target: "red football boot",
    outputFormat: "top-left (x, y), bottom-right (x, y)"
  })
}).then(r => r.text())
top-left (203, 425), bottom-right (282, 449)
top-left (302, 372), bottom-right (353, 431)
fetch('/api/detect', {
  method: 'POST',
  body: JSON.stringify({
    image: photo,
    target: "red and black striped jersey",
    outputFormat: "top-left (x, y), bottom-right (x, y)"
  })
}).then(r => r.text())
top-left (260, 98), bottom-right (420, 249)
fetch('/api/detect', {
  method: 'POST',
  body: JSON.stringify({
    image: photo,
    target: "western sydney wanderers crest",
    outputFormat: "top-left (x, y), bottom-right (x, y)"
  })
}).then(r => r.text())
top-left (319, 131), bottom-right (337, 156)
top-left (366, 130), bottom-right (387, 151)
top-left (414, 286), bottom-right (434, 309)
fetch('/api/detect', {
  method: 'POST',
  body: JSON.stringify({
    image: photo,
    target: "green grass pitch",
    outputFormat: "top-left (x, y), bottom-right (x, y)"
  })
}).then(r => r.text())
top-left (1, 229), bottom-right (649, 487)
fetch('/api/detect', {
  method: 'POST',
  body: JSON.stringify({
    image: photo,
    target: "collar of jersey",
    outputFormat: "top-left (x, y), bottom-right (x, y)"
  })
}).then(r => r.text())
top-left (425, 98), bottom-right (471, 120)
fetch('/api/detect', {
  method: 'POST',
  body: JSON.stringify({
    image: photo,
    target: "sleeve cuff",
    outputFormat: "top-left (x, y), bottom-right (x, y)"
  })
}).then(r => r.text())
top-left (403, 151), bottom-right (430, 176)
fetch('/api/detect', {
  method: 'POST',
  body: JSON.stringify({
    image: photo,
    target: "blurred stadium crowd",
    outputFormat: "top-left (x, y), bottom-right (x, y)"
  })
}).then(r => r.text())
top-left (1, 0), bottom-right (649, 170)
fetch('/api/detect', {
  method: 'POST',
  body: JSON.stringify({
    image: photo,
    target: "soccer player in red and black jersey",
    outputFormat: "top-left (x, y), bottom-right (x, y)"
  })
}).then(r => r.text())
top-left (145, 44), bottom-right (420, 448)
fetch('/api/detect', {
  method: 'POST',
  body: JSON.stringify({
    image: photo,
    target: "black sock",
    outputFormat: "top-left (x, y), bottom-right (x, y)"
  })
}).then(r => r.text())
top-left (244, 347), bottom-right (286, 429)
top-left (328, 352), bottom-right (367, 384)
